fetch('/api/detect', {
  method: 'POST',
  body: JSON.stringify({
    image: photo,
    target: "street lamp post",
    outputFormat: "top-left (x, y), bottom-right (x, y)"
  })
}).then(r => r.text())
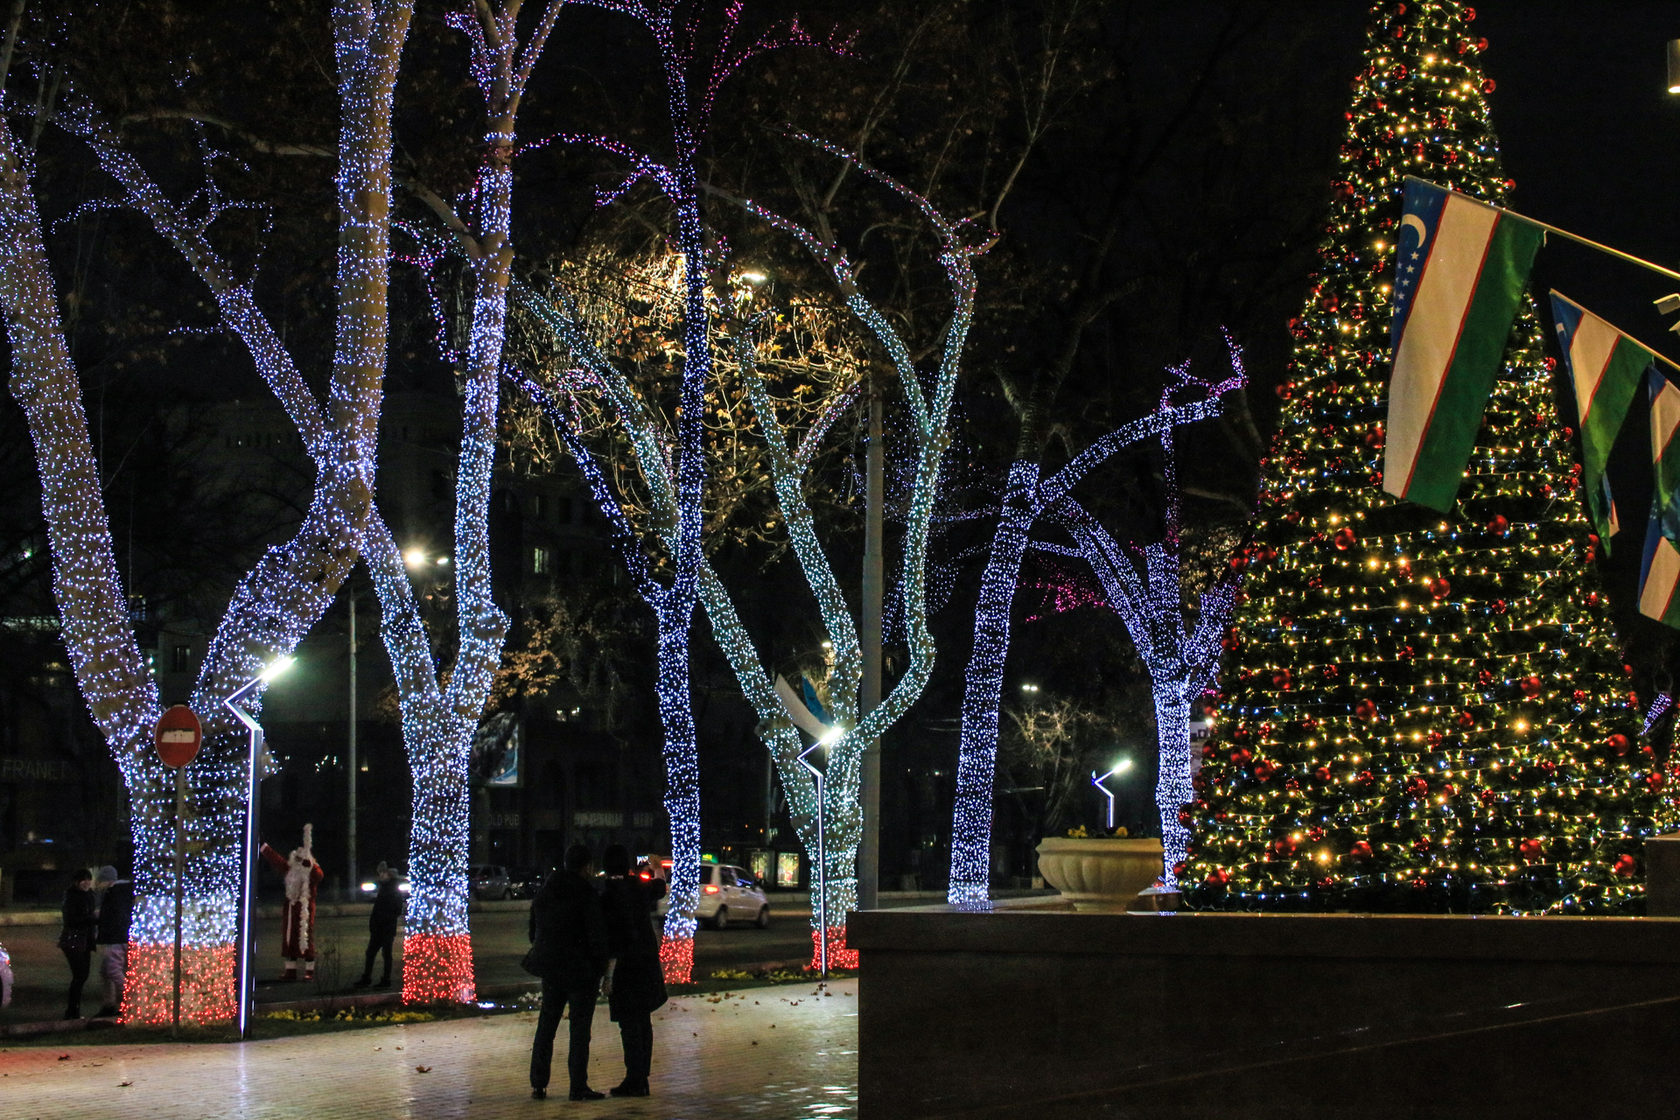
top-left (798, 727), bottom-right (843, 980)
top-left (1092, 757), bottom-right (1134, 831)
top-left (859, 371), bottom-right (883, 913)
top-left (225, 655), bottom-right (293, 1041)
top-left (347, 583), bottom-right (358, 902)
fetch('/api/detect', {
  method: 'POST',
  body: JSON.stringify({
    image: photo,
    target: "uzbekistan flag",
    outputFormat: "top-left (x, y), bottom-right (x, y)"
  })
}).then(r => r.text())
top-left (1640, 368), bottom-right (1680, 628)
top-left (1383, 178), bottom-right (1544, 511)
top-left (1550, 292), bottom-right (1655, 551)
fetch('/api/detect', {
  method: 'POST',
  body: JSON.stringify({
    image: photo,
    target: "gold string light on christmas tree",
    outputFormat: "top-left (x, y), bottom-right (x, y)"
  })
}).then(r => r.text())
top-left (1183, 0), bottom-right (1673, 915)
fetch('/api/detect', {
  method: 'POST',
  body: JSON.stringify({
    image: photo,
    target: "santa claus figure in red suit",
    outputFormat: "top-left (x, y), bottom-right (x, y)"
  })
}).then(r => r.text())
top-left (260, 824), bottom-right (325, 981)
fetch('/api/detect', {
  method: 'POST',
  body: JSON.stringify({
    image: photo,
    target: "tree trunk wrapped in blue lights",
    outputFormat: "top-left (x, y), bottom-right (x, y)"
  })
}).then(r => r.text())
top-left (0, 1), bottom-right (412, 1022)
top-left (947, 351), bottom-right (1247, 904)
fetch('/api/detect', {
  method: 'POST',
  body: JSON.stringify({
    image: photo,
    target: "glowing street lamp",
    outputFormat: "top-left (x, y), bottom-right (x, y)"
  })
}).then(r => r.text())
top-left (225, 654), bottom-right (293, 1040)
top-left (404, 547), bottom-right (451, 569)
top-left (1092, 757), bottom-right (1134, 831)
top-left (799, 725), bottom-right (844, 980)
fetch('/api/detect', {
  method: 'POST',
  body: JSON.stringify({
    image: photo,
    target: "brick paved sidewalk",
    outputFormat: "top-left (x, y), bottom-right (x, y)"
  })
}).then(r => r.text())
top-left (0, 978), bottom-right (859, 1120)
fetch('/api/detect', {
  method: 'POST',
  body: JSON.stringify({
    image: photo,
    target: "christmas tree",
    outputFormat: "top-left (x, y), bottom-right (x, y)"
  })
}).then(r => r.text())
top-left (1183, 0), bottom-right (1673, 915)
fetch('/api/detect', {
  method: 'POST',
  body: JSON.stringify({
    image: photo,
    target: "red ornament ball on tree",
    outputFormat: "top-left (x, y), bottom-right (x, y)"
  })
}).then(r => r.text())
top-left (1518, 838), bottom-right (1544, 861)
top-left (1520, 675), bottom-right (1543, 698)
top-left (1355, 698), bottom-right (1379, 722)
top-left (1349, 840), bottom-right (1374, 861)
top-left (1607, 733), bottom-right (1631, 757)
top-left (1334, 527), bottom-right (1357, 550)
top-left (1613, 854), bottom-right (1638, 878)
top-left (1429, 577), bottom-right (1451, 600)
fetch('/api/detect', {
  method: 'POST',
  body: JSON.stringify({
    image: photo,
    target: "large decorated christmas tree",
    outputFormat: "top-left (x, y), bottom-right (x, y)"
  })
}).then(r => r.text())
top-left (1183, 0), bottom-right (1673, 914)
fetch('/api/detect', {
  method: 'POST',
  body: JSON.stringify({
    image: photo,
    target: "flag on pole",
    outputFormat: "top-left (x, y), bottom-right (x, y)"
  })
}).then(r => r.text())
top-left (1383, 178), bottom-right (1545, 511)
top-left (774, 673), bottom-right (830, 740)
top-left (1550, 292), bottom-right (1656, 550)
top-left (1639, 369), bottom-right (1680, 628)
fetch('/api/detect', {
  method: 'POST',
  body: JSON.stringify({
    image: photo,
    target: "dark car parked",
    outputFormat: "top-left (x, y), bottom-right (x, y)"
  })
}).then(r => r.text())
top-left (507, 865), bottom-right (547, 899)
top-left (470, 864), bottom-right (512, 901)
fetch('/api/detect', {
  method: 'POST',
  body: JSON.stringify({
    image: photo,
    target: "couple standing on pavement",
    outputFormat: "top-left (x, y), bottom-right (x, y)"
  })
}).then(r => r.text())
top-left (56, 865), bottom-right (134, 1021)
top-left (528, 843), bottom-right (668, 1101)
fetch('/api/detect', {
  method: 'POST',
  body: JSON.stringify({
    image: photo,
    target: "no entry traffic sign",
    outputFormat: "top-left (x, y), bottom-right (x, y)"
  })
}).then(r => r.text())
top-left (154, 705), bottom-right (203, 768)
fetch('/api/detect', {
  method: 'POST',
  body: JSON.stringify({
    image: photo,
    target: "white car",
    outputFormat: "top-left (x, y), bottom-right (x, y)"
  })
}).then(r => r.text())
top-left (656, 862), bottom-right (770, 929)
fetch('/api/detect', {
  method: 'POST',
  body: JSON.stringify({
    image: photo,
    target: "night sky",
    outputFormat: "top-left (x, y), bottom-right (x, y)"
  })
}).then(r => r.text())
top-left (1479, 1), bottom-right (1680, 348)
top-left (1425, 2), bottom-right (1680, 666)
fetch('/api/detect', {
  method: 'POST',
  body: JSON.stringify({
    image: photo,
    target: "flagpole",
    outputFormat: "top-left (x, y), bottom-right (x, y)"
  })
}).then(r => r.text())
top-left (1405, 176), bottom-right (1680, 284)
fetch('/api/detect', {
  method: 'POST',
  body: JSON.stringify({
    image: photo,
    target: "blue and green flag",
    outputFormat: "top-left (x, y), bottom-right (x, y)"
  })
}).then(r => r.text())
top-left (1551, 292), bottom-right (1655, 551)
top-left (1383, 178), bottom-right (1545, 511)
top-left (1640, 369), bottom-right (1680, 628)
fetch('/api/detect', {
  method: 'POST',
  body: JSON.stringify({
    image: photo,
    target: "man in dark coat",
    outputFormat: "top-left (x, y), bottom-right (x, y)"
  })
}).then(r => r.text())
top-left (600, 844), bottom-right (669, 1098)
top-left (354, 861), bottom-right (404, 989)
top-left (527, 844), bottom-right (609, 1101)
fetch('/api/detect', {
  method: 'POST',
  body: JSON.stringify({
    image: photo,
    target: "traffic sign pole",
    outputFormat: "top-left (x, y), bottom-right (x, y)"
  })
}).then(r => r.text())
top-left (173, 768), bottom-right (185, 1034)
top-left (153, 706), bottom-right (202, 1035)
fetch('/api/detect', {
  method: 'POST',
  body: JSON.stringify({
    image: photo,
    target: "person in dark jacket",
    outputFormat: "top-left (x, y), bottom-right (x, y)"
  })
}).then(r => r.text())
top-left (93, 865), bottom-right (134, 1017)
top-left (354, 861), bottom-right (404, 989)
top-left (527, 844), bottom-right (609, 1101)
top-left (599, 844), bottom-right (669, 1098)
top-left (57, 868), bottom-right (97, 1020)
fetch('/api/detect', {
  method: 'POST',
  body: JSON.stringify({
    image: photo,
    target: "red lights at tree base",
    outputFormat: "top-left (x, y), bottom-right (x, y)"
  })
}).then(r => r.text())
top-left (660, 934), bottom-right (694, 984)
top-left (123, 941), bottom-right (236, 1026)
top-left (810, 926), bottom-right (858, 972)
top-left (399, 933), bottom-right (475, 1004)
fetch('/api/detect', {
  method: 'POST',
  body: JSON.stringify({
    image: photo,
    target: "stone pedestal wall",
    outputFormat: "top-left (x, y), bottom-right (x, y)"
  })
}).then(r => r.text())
top-left (850, 900), bottom-right (1680, 1119)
